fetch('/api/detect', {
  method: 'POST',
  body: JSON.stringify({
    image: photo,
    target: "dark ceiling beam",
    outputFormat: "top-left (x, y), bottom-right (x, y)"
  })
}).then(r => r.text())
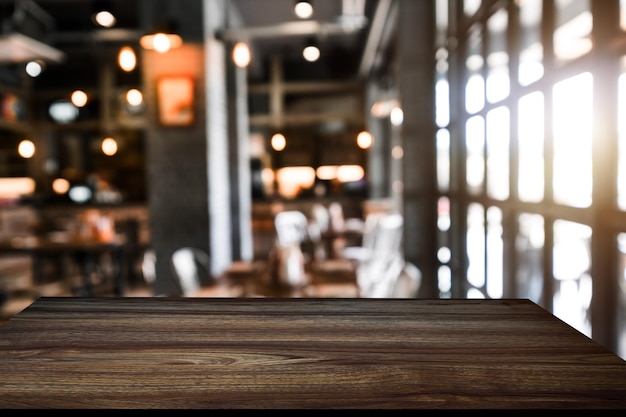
top-left (217, 19), bottom-right (367, 42)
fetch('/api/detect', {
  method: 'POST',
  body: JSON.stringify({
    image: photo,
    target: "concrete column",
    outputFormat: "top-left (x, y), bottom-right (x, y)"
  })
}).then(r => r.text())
top-left (397, 0), bottom-right (438, 297)
top-left (204, 0), bottom-right (233, 276)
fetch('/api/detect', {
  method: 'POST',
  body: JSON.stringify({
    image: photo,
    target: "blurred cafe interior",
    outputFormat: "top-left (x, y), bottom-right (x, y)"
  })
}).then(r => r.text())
top-left (1, 0), bottom-right (626, 361)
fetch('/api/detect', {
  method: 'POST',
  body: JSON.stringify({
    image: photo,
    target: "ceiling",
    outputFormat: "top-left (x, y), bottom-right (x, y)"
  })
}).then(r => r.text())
top-left (0, 0), bottom-right (394, 86)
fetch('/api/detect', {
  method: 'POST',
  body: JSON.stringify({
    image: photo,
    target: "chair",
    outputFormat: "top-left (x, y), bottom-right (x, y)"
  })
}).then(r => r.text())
top-left (272, 210), bottom-right (310, 288)
top-left (307, 210), bottom-right (381, 298)
top-left (308, 203), bottom-right (330, 260)
top-left (391, 260), bottom-right (422, 298)
top-left (169, 247), bottom-right (231, 297)
top-left (350, 213), bottom-right (406, 298)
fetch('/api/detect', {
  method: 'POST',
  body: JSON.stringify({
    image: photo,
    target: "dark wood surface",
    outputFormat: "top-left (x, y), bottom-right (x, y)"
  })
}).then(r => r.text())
top-left (0, 297), bottom-right (625, 409)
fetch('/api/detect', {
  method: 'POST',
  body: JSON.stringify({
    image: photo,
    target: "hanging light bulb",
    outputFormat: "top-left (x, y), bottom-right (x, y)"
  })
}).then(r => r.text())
top-left (118, 46), bottom-right (136, 71)
top-left (25, 60), bottom-right (44, 77)
top-left (356, 130), bottom-right (373, 149)
top-left (232, 41), bottom-right (251, 68)
top-left (93, 10), bottom-right (116, 27)
top-left (126, 89), bottom-right (143, 106)
top-left (91, 0), bottom-right (116, 28)
top-left (18, 139), bottom-right (35, 158)
top-left (294, 1), bottom-right (313, 19)
top-left (71, 90), bottom-right (88, 107)
top-left (140, 21), bottom-right (182, 53)
top-left (302, 37), bottom-right (320, 62)
top-left (271, 133), bottom-right (286, 151)
top-left (101, 137), bottom-right (118, 156)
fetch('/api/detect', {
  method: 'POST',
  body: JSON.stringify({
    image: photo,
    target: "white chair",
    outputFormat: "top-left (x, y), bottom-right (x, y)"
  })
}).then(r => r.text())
top-left (273, 211), bottom-right (309, 287)
top-left (352, 213), bottom-right (405, 297)
top-left (391, 261), bottom-right (422, 298)
top-left (274, 210), bottom-right (309, 247)
top-left (170, 247), bottom-right (209, 296)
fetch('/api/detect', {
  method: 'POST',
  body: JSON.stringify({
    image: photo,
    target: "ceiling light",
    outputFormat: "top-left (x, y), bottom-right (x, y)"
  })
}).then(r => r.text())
top-left (25, 60), bottom-right (44, 77)
top-left (118, 46), bottom-right (136, 71)
top-left (390, 107), bottom-right (404, 126)
top-left (140, 21), bottom-right (182, 53)
top-left (302, 37), bottom-right (320, 62)
top-left (71, 90), bottom-right (88, 107)
top-left (294, 1), bottom-right (314, 19)
top-left (140, 33), bottom-right (182, 53)
top-left (356, 131), bottom-right (373, 149)
top-left (126, 89), bottom-right (143, 106)
top-left (93, 11), bottom-right (116, 28)
top-left (232, 41), bottom-right (251, 68)
top-left (101, 137), bottom-right (118, 156)
top-left (52, 178), bottom-right (70, 194)
top-left (271, 133), bottom-right (286, 151)
top-left (18, 139), bottom-right (35, 158)
top-left (0, 177), bottom-right (35, 199)
top-left (91, 1), bottom-right (116, 27)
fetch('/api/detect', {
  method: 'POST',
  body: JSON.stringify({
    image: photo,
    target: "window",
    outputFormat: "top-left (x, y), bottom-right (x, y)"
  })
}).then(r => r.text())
top-left (518, 92), bottom-right (545, 203)
top-left (552, 72), bottom-right (593, 207)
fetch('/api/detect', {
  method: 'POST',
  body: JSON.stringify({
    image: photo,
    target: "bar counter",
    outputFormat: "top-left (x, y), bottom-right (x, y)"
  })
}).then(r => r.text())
top-left (1, 297), bottom-right (625, 409)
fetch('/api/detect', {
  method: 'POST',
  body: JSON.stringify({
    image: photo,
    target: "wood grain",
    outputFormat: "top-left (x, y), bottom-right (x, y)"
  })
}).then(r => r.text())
top-left (0, 297), bottom-right (625, 409)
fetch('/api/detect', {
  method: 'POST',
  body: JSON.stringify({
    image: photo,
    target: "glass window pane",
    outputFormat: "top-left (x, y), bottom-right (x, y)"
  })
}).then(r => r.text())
top-left (518, 0), bottom-right (543, 85)
top-left (553, 72), bottom-right (593, 207)
top-left (464, 0), bottom-right (481, 17)
top-left (486, 106), bottom-right (509, 200)
top-left (465, 28), bottom-right (484, 114)
top-left (518, 92), bottom-right (544, 202)
top-left (467, 202), bottom-right (485, 294)
top-left (554, 0), bottom-right (592, 64)
top-left (437, 196), bottom-right (451, 232)
top-left (617, 57), bottom-right (626, 210)
top-left (516, 213), bottom-right (544, 304)
top-left (466, 115), bottom-right (485, 195)
top-left (486, 9), bottom-right (509, 103)
top-left (436, 77), bottom-right (450, 127)
top-left (621, 0), bottom-right (626, 31)
top-left (438, 265), bottom-right (452, 298)
top-left (437, 128), bottom-right (450, 191)
top-left (486, 206), bottom-right (503, 299)
top-left (616, 233), bottom-right (626, 360)
top-left (553, 219), bottom-right (592, 338)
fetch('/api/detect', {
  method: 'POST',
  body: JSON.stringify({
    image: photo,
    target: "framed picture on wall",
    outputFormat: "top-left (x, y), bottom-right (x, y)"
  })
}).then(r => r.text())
top-left (157, 76), bottom-right (194, 126)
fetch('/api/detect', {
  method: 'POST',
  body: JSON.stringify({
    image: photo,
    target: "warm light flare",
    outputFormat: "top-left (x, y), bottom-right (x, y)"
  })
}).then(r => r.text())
top-left (140, 33), bottom-right (182, 53)
top-left (336, 165), bottom-right (364, 183)
top-left (356, 131), bottom-right (373, 149)
top-left (93, 11), bottom-right (116, 28)
top-left (71, 90), bottom-right (88, 107)
top-left (303, 45), bottom-right (320, 62)
top-left (271, 133), bottom-right (286, 151)
top-left (18, 140), bottom-right (35, 158)
top-left (101, 137), bottom-right (118, 156)
top-left (0, 177), bottom-right (35, 198)
top-left (52, 178), bottom-right (70, 194)
top-left (118, 46), bottom-right (137, 71)
top-left (276, 166), bottom-right (316, 199)
top-left (126, 89), bottom-right (143, 106)
top-left (294, 1), bottom-right (313, 19)
top-left (233, 42), bottom-right (251, 68)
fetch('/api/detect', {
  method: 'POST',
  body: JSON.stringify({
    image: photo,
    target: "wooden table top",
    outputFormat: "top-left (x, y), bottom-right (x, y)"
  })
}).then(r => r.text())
top-left (1, 297), bottom-right (625, 409)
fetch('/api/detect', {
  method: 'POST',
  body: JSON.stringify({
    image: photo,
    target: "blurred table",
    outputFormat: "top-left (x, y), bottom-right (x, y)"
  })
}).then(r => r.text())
top-left (0, 235), bottom-right (127, 296)
top-left (1, 297), bottom-right (625, 409)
